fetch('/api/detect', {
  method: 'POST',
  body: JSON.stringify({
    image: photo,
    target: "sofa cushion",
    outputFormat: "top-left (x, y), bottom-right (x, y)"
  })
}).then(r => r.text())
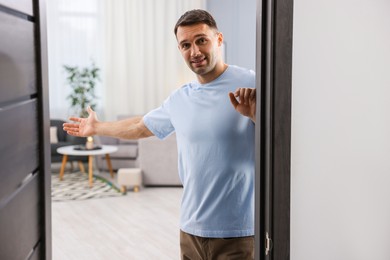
top-left (138, 133), bottom-right (181, 186)
top-left (50, 126), bottom-right (58, 143)
top-left (118, 138), bottom-right (138, 145)
top-left (110, 145), bottom-right (138, 159)
top-left (50, 119), bottom-right (68, 142)
top-left (95, 136), bottom-right (118, 145)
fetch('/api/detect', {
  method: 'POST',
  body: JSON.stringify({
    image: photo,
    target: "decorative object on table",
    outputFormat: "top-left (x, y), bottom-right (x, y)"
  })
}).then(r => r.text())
top-left (85, 136), bottom-right (94, 149)
top-left (51, 172), bottom-right (124, 202)
top-left (64, 61), bottom-right (100, 118)
top-left (73, 145), bottom-right (102, 151)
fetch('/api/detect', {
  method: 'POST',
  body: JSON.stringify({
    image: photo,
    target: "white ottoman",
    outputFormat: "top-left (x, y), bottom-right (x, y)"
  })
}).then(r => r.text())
top-left (117, 168), bottom-right (142, 192)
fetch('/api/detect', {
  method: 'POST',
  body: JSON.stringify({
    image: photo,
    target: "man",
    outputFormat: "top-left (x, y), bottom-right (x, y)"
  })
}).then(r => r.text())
top-left (64, 9), bottom-right (256, 259)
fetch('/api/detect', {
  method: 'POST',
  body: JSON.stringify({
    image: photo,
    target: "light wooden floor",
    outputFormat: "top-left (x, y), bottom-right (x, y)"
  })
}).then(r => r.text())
top-left (52, 172), bottom-right (183, 260)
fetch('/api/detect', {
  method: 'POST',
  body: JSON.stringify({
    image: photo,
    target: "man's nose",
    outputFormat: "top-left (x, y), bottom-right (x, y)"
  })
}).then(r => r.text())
top-left (190, 45), bottom-right (200, 56)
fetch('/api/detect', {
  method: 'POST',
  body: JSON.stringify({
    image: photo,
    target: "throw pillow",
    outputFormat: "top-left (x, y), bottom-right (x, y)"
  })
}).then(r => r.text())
top-left (50, 126), bottom-right (59, 144)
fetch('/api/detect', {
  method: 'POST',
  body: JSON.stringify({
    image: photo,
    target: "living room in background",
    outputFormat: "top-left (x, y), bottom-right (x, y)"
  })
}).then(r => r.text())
top-left (47, 0), bottom-right (205, 122)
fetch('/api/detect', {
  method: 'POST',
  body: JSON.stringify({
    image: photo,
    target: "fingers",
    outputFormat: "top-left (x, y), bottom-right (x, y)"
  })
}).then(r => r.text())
top-left (63, 125), bottom-right (78, 132)
top-left (249, 88), bottom-right (256, 100)
top-left (233, 88), bottom-right (256, 105)
top-left (87, 106), bottom-right (94, 114)
top-left (229, 92), bottom-right (239, 108)
top-left (65, 130), bottom-right (81, 137)
top-left (62, 121), bottom-right (78, 131)
top-left (63, 123), bottom-right (79, 129)
top-left (68, 117), bottom-right (82, 123)
top-left (63, 121), bottom-right (80, 134)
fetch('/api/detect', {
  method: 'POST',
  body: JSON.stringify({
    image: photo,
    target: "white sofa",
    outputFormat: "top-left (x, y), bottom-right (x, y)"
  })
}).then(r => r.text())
top-left (138, 133), bottom-right (182, 186)
top-left (95, 115), bottom-right (139, 171)
top-left (95, 136), bottom-right (138, 171)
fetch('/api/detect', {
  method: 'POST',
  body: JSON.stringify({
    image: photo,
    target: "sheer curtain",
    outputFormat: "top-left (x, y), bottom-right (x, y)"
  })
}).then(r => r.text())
top-left (103, 0), bottom-right (205, 120)
top-left (47, 0), bottom-right (105, 120)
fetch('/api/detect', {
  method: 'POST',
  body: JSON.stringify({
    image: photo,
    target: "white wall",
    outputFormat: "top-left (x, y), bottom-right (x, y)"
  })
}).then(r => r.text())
top-left (207, 0), bottom-right (256, 71)
top-left (291, 0), bottom-right (390, 259)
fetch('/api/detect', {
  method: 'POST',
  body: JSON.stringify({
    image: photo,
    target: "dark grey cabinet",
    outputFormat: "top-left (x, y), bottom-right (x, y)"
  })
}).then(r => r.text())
top-left (0, 0), bottom-right (51, 259)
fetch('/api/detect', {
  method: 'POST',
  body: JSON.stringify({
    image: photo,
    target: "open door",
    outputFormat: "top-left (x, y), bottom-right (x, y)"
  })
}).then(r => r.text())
top-left (0, 0), bottom-right (51, 259)
top-left (255, 0), bottom-right (293, 259)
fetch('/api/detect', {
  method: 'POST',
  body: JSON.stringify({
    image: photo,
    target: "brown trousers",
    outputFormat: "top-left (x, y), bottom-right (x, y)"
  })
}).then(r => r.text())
top-left (180, 230), bottom-right (254, 260)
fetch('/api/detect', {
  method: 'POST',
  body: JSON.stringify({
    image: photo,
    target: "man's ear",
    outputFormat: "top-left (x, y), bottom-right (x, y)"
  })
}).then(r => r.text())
top-left (217, 32), bottom-right (224, 46)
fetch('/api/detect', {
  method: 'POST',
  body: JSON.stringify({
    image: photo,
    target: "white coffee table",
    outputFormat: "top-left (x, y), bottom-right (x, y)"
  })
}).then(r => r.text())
top-left (57, 145), bottom-right (118, 187)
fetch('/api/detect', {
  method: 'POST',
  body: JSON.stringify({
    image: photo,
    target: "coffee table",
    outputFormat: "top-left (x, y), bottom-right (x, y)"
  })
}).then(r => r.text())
top-left (57, 145), bottom-right (118, 187)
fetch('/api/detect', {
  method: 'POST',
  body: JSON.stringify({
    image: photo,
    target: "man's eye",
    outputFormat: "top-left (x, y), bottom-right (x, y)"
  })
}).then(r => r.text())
top-left (197, 38), bottom-right (207, 44)
top-left (181, 43), bottom-right (190, 49)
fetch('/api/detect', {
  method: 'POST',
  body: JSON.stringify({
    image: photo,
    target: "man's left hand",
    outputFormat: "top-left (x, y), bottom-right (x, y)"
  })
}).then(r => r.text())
top-left (229, 88), bottom-right (256, 123)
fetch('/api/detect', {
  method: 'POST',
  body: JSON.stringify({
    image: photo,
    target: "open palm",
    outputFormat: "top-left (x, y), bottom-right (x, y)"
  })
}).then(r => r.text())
top-left (63, 106), bottom-right (98, 137)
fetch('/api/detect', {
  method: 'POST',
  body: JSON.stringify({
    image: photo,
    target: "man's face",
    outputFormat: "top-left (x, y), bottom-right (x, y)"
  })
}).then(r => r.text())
top-left (176, 23), bottom-right (223, 82)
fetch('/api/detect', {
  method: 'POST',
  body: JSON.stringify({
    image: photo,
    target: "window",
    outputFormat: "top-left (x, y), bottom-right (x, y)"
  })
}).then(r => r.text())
top-left (47, 0), bottom-right (104, 119)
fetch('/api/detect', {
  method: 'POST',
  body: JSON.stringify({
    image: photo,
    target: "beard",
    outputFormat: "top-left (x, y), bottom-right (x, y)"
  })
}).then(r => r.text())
top-left (188, 55), bottom-right (215, 76)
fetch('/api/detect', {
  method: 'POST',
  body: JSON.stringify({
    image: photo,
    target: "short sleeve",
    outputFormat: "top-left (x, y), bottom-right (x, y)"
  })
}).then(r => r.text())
top-left (143, 97), bottom-right (175, 140)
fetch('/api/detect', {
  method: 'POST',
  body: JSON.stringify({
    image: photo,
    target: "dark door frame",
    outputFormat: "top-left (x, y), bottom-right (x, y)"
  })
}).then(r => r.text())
top-left (36, 0), bottom-right (52, 258)
top-left (255, 0), bottom-right (293, 259)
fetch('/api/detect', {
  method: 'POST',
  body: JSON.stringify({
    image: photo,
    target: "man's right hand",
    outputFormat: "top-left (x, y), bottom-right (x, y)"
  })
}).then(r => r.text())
top-left (63, 106), bottom-right (98, 137)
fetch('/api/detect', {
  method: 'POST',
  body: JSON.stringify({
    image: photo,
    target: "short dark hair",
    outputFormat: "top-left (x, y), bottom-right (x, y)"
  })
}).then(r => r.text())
top-left (174, 9), bottom-right (218, 36)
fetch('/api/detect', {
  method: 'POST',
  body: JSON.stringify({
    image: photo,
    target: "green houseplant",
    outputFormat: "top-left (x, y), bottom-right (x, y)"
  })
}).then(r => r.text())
top-left (64, 62), bottom-right (100, 118)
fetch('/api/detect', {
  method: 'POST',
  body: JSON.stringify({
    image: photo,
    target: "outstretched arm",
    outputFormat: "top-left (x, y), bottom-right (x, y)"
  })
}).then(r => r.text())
top-left (63, 106), bottom-right (154, 139)
top-left (229, 87), bottom-right (256, 123)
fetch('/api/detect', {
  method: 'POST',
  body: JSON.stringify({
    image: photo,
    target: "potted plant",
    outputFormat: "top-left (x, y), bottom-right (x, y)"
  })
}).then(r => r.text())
top-left (64, 62), bottom-right (100, 118)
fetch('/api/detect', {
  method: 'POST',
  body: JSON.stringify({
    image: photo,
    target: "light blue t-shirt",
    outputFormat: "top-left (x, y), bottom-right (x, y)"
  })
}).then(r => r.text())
top-left (143, 65), bottom-right (255, 238)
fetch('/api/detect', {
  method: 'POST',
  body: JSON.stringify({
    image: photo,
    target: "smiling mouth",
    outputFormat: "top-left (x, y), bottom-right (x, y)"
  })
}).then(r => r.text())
top-left (191, 57), bottom-right (206, 67)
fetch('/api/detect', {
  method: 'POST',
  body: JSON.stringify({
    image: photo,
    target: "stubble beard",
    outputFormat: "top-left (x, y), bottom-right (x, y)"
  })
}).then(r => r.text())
top-left (189, 56), bottom-right (214, 77)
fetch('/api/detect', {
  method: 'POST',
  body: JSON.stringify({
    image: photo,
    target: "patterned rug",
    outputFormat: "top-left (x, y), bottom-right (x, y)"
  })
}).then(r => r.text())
top-left (51, 172), bottom-right (124, 202)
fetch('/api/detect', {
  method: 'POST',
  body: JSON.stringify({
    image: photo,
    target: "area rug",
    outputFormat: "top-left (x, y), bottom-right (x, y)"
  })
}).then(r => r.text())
top-left (51, 172), bottom-right (124, 202)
